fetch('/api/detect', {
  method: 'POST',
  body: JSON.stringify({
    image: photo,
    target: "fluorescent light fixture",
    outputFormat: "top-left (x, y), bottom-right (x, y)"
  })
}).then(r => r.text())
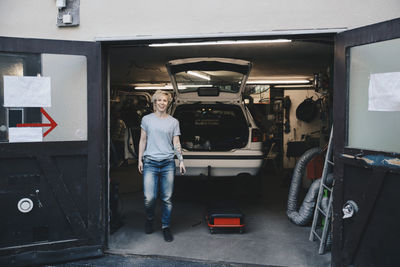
top-left (149, 39), bottom-right (291, 47)
top-left (274, 84), bottom-right (314, 88)
top-left (134, 85), bottom-right (173, 90)
top-left (247, 80), bottom-right (310, 84)
top-left (180, 84), bottom-right (213, 88)
top-left (134, 84), bottom-right (214, 90)
top-left (187, 71), bottom-right (211, 81)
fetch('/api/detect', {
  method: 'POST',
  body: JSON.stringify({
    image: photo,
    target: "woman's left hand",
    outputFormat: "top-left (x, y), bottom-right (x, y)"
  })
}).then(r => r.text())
top-left (179, 161), bottom-right (186, 175)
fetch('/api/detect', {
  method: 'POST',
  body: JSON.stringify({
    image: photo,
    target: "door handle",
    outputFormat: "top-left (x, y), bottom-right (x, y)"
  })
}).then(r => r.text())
top-left (35, 189), bottom-right (43, 208)
top-left (342, 200), bottom-right (359, 219)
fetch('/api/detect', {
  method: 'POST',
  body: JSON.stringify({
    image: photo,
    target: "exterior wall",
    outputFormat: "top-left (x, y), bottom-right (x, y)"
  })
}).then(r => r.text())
top-left (0, 0), bottom-right (399, 41)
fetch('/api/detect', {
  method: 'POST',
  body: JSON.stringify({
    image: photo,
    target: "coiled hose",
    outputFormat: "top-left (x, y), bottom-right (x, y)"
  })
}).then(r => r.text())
top-left (287, 147), bottom-right (322, 226)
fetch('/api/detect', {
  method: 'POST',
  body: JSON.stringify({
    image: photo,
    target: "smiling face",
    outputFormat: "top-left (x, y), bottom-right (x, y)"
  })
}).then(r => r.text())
top-left (154, 94), bottom-right (169, 113)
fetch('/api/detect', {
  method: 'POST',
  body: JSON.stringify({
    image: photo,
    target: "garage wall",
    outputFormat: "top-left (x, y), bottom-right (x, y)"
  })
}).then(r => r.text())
top-left (283, 90), bottom-right (322, 170)
top-left (0, 1), bottom-right (399, 41)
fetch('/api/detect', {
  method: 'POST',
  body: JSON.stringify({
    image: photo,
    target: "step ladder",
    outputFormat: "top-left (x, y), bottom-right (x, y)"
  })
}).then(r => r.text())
top-left (309, 127), bottom-right (334, 254)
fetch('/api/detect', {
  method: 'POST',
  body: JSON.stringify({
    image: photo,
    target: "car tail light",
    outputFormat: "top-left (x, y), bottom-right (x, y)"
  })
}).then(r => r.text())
top-left (251, 128), bottom-right (262, 142)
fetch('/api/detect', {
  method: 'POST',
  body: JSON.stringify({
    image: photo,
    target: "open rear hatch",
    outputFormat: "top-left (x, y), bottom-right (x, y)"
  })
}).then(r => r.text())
top-left (166, 57), bottom-right (252, 101)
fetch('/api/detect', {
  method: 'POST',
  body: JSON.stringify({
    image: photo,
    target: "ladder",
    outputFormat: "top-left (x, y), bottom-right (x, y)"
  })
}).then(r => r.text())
top-left (309, 126), bottom-right (334, 254)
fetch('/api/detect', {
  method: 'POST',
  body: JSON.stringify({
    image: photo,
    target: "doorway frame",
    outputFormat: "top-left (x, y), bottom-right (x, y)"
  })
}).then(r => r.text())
top-left (102, 31), bottom-right (337, 259)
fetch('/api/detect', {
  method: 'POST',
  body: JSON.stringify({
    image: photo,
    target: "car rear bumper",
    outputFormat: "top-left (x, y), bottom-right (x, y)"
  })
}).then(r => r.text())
top-left (175, 155), bottom-right (264, 176)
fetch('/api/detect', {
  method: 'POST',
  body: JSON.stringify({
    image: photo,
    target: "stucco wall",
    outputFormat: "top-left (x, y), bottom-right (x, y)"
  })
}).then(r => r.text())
top-left (0, 0), bottom-right (399, 41)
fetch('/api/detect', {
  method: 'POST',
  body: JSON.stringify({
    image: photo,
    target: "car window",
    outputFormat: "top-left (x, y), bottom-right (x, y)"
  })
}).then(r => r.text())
top-left (174, 104), bottom-right (249, 151)
top-left (174, 70), bottom-right (243, 93)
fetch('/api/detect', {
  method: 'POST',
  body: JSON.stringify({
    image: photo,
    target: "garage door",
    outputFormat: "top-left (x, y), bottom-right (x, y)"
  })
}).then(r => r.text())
top-left (332, 18), bottom-right (400, 267)
top-left (0, 37), bottom-right (105, 266)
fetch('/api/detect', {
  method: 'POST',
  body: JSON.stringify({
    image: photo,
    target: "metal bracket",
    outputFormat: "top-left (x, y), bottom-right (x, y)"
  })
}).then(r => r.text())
top-left (57, 0), bottom-right (80, 27)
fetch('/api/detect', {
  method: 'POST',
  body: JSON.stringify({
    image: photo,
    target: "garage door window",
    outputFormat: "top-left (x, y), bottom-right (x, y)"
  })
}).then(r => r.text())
top-left (0, 52), bottom-right (88, 142)
top-left (347, 38), bottom-right (400, 153)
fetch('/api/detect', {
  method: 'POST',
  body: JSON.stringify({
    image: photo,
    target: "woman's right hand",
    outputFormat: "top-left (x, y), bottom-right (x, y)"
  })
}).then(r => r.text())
top-left (138, 160), bottom-right (143, 174)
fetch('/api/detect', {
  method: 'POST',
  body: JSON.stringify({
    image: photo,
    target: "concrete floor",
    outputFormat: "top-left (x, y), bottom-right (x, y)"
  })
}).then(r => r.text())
top-left (51, 253), bottom-right (272, 267)
top-left (108, 166), bottom-right (331, 267)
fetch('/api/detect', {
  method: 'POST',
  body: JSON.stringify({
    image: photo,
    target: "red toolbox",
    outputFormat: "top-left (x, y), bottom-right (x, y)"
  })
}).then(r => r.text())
top-left (206, 201), bottom-right (245, 234)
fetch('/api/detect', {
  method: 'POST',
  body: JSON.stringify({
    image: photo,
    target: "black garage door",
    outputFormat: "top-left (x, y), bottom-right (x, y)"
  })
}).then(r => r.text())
top-left (0, 37), bottom-right (106, 266)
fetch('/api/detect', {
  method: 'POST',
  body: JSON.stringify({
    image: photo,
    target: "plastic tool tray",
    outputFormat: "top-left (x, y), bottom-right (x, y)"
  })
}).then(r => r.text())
top-left (206, 202), bottom-right (245, 234)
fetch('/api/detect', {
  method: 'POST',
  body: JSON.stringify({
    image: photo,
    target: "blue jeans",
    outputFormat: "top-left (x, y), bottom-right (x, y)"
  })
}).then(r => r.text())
top-left (143, 158), bottom-right (175, 228)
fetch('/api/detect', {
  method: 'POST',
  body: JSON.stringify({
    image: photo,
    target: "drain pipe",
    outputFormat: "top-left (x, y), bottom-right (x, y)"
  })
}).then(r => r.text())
top-left (287, 147), bottom-right (322, 226)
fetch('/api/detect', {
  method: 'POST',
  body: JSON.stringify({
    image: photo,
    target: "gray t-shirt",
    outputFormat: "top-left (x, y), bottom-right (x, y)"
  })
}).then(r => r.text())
top-left (141, 113), bottom-right (181, 161)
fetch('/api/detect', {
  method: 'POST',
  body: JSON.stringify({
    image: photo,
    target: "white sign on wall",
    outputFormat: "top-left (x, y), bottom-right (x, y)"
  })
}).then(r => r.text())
top-left (3, 76), bottom-right (51, 107)
top-left (368, 72), bottom-right (400, 112)
top-left (8, 128), bottom-right (43, 143)
top-left (3, 75), bottom-right (54, 142)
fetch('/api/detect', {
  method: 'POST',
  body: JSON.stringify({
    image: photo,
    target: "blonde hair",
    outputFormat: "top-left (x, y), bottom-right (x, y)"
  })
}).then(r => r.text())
top-left (152, 90), bottom-right (172, 111)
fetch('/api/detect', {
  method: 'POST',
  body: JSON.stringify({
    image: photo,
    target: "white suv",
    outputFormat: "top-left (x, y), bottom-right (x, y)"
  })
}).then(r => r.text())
top-left (167, 58), bottom-right (264, 177)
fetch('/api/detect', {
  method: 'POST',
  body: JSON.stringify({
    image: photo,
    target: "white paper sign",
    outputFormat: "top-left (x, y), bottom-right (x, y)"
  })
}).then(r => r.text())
top-left (9, 128), bottom-right (43, 143)
top-left (3, 76), bottom-right (51, 107)
top-left (368, 72), bottom-right (400, 111)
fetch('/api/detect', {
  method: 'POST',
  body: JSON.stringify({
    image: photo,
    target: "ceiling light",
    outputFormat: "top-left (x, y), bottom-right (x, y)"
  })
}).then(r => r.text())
top-left (149, 39), bottom-right (291, 47)
top-left (133, 84), bottom-right (214, 90)
top-left (246, 80), bottom-right (310, 84)
top-left (274, 84), bottom-right (314, 88)
top-left (187, 71), bottom-right (211, 81)
top-left (180, 84), bottom-right (213, 88)
top-left (134, 85), bottom-right (173, 90)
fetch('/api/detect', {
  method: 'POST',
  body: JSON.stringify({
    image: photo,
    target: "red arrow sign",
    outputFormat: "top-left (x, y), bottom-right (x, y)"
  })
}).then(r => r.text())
top-left (17, 108), bottom-right (58, 137)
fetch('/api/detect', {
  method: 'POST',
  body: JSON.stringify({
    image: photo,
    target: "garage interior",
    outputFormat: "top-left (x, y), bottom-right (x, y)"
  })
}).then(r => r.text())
top-left (107, 34), bottom-right (334, 267)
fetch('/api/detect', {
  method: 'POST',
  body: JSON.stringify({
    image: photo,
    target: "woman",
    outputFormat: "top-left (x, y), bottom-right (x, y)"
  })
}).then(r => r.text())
top-left (138, 90), bottom-right (185, 242)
